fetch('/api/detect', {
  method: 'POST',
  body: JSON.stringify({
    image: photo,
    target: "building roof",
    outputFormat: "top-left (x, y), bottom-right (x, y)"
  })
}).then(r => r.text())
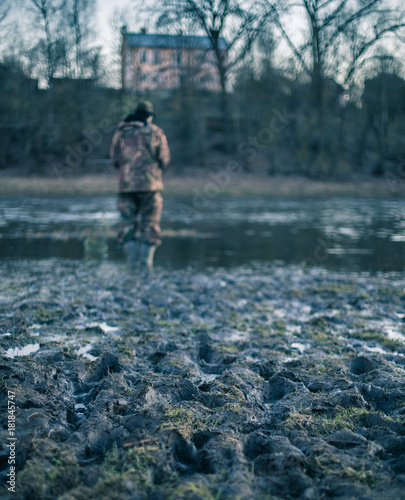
top-left (124, 32), bottom-right (228, 51)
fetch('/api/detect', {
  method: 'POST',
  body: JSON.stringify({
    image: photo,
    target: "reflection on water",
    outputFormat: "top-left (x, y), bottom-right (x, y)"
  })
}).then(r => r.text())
top-left (0, 195), bottom-right (404, 272)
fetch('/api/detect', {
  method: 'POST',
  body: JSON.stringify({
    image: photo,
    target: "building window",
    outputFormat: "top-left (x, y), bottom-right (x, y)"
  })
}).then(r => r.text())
top-left (173, 50), bottom-right (182, 66)
top-left (139, 49), bottom-right (147, 64)
top-left (196, 50), bottom-right (205, 64)
top-left (139, 73), bottom-right (148, 85)
top-left (153, 50), bottom-right (160, 65)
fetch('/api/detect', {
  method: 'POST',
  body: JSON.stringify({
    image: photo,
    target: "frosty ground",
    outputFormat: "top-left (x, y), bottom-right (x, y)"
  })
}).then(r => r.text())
top-left (1, 259), bottom-right (405, 500)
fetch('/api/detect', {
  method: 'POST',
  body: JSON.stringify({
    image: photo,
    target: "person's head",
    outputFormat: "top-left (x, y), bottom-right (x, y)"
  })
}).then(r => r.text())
top-left (134, 100), bottom-right (155, 124)
top-left (124, 100), bottom-right (155, 124)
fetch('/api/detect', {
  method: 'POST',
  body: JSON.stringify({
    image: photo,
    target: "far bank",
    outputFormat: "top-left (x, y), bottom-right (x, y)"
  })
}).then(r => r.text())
top-left (0, 170), bottom-right (404, 198)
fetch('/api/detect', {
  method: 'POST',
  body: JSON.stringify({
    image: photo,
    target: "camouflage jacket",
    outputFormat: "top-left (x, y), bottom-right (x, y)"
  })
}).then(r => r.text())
top-left (110, 120), bottom-right (170, 192)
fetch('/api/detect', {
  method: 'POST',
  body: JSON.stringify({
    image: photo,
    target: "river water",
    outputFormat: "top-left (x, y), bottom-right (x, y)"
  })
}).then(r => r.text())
top-left (0, 195), bottom-right (404, 272)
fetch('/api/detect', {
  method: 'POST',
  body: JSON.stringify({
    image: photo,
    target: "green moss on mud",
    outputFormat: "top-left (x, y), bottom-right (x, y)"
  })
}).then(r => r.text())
top-left (169, 480), bottom-right (216, 500)
top-left (282, 406), bottom-right (404, 437)
top-left (16, 453), bottom-right (79, 500)
top-left (311, 452), bottom-right (378, 486)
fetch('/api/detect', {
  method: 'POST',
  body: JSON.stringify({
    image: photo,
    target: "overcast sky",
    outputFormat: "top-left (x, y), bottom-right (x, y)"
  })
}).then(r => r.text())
top-left (97, 0), bottom-right (121, 35)
top-left (96, 0), bottom-right (123, 50)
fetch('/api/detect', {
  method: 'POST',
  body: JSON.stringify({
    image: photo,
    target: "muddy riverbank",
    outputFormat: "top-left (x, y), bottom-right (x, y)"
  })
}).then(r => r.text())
top-left (1, 259), bottom-right (405, 499)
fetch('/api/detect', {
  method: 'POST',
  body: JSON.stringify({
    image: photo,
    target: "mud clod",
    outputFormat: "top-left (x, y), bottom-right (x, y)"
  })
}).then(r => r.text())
top-left (93, 352), bottom-right (121, 380)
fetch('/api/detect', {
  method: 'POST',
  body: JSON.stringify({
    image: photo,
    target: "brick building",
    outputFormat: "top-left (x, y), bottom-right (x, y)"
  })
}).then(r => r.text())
top-left (121, 29), bottom-right (228, 92)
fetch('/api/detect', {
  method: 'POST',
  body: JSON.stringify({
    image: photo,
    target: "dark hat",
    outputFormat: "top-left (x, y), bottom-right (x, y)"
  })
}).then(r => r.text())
top-left (135, 100), bottom-right (155, 116)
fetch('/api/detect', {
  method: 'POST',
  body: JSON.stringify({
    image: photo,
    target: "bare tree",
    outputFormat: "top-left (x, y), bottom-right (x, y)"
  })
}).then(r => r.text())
top-left (155, 0), bottom-right (268, 118)
top-left (23, 0), bottom-right (100, 82)
top-left (0, 0), bottom-right (10, 36)
top-left (260, 0), bottom-right (405, 174)
top-left (265, 0), bottom-right (405, 107)
top-left (25, 0), bottom-right (67, 85)
top-left (67, 0), bottom-right (96, 77)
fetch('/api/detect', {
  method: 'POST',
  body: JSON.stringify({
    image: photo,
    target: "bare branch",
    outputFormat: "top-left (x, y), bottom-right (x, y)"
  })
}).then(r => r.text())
top-left (344, 21), bottom-right (405, 84)
top-left (320, 0), bottom-right (349, 29)
top-left (265, 1), bottom-right (312, 77)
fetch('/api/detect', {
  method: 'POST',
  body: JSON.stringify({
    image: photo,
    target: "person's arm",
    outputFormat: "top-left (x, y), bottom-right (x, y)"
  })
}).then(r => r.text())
top-left (156, 129), bottom-right (171, 169)
top-left (110, 128), bottom-right (121, 169)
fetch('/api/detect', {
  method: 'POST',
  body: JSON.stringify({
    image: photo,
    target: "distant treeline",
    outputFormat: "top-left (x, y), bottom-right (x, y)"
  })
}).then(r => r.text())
top-left (0, 0), bottom-right (404, 178)
top-left (0, 59), bottom-right (404, 178)
top-left (234, 66), bottom-right (405, 177)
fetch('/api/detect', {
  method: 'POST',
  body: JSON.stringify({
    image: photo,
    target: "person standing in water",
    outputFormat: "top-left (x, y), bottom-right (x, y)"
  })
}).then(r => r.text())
top-left (110, 101), bottom-right (170, 268)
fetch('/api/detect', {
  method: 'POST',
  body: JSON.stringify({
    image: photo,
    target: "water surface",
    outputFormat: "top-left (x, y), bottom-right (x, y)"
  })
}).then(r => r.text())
top-left (0, 196), bottom-right (404, 272)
